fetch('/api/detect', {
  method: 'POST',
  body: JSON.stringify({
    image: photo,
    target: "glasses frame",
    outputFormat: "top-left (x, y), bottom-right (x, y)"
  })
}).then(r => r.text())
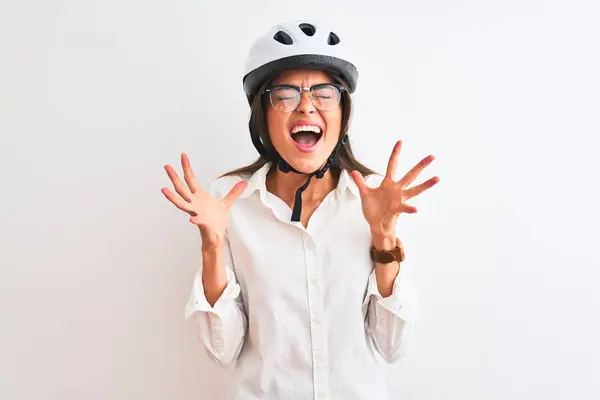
top-left (263, 83), bottom-right (347, 112)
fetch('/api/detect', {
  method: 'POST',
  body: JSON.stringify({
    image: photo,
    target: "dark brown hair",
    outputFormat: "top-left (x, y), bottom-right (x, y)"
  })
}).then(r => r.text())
top-left (220, 71), bottom-right (378, 179)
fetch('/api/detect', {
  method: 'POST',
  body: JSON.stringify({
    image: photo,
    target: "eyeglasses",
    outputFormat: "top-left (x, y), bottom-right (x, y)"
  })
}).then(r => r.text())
top-left (263, 83), bottom-right (346, 112)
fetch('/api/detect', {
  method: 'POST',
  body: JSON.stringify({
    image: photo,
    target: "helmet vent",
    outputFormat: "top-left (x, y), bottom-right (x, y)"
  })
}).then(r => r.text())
top-left (273, 31), bottom-right (293, 45)
top-left (299, 23), bottom-right (316, 36)
top-left (328, 32), bottom-right (340, 45)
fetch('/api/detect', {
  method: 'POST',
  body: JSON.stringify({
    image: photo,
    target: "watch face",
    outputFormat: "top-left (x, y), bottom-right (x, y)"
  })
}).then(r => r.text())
top-left (377, 252), bottom-right (395, 264)
top-left (371, 246), bottom-right (400, 264)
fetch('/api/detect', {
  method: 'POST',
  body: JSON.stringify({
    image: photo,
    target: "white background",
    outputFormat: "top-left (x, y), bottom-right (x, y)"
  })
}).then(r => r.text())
top-left (1, 0), bottom-right (599, 399)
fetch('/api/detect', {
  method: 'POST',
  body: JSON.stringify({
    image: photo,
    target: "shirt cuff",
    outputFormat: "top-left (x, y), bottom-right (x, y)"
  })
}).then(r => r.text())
top-left (364, 267), bottom-right (419, 322)
top-left (184, 267), bottom-right (241, 320)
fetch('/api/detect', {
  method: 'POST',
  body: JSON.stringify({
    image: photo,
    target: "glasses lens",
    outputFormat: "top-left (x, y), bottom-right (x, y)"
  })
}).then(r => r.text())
top-left (311, 85), bottom-right (341, 111)
top-left (270, 87), bottom-right (299, 112)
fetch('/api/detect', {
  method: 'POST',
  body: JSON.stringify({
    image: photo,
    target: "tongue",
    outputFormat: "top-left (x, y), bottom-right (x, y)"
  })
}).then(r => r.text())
top-left (294, 132), bottom-right (319, 146)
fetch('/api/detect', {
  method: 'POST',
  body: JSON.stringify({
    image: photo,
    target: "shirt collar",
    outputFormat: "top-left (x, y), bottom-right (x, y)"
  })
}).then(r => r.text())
top-left (237, 162), bottom-right (272, 199)
top-left (237, 162), bottom-right (361, 200)
top-left (336, 168), bottom-right (361, 198)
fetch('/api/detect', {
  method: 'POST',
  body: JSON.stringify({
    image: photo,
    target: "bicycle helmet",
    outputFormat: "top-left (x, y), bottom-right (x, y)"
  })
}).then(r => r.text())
top-left (243, 20), bottom-right (359, 103)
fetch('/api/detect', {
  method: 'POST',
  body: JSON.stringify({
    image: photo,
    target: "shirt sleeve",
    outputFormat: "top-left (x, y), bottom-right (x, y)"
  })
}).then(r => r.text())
top-left (362, 260), bottom-right (420, 364)
top-left (184, 233), bottom-right (248, 368)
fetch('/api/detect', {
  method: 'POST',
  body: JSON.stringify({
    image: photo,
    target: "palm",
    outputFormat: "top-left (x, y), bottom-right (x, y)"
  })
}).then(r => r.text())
top-left (161, 153), bottom-right (247, 236)
top-left (357, 178), bottom-right (406, 236)
top-left (187, 188), bottom-right (232, 233)
top-left (350, 141), bottom-right (440, 237)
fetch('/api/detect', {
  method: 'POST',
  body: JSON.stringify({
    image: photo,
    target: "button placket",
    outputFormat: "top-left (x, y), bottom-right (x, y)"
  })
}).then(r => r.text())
top-left (303, 232), bottom-right (329, 399)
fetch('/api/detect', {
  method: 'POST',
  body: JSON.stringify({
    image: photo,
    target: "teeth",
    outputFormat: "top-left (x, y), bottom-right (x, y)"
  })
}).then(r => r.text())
top-left (291, 125), bottom-right (322, 134)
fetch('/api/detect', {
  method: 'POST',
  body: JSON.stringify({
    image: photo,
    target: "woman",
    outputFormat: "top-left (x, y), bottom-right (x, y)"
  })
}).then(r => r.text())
top-left (162, 20), bottom-right (440, 400)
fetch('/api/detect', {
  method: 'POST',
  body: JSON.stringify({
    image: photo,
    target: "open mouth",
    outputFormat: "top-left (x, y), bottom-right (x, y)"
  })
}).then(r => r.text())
top-left (290, 125), bottom-right (323, 153)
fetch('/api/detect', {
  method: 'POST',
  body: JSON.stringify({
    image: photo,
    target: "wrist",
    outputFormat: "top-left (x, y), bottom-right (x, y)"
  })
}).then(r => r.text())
top-left (371, 231), bottom-right (397, 251)
top-left (200, 229), bottom-right (226, 252)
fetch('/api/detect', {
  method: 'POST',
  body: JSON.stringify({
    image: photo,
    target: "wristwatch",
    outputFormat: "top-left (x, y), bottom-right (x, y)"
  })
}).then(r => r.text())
top-left (370, 238), bottom-right (405, 264)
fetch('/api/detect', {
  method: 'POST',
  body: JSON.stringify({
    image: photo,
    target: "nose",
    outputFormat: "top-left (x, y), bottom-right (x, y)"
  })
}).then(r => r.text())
top-left (295, 91), bottom-right (316, 114)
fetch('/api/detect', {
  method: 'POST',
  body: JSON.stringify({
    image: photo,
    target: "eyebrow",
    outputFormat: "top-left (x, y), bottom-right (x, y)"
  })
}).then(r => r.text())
top-left (269, 83), bottom-right (335, 89)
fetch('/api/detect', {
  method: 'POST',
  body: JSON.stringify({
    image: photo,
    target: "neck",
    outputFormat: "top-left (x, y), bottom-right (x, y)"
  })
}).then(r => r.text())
top-left (266, 163), bottom-right (340, 205)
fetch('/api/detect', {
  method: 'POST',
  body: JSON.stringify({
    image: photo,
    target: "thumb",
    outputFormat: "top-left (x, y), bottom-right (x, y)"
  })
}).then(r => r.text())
top-left (350, 171), bottom-right (369, 196)
top-left (223, 180), bottom-right (248, 207)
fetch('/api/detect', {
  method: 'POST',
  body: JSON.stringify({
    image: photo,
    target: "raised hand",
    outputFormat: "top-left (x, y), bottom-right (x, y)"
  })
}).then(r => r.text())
top-left (350, 141), bottom-right (440, 239)
top-left (161, 153), bottom-right (248, 244)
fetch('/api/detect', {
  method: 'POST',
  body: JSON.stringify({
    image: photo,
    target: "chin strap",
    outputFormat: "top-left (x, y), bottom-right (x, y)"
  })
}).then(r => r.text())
top-left (275, 133), bottom-right (349, 222)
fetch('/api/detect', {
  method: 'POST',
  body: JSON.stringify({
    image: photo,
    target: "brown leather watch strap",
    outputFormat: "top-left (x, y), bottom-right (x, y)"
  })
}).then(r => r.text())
top-left (370, 238), bottom-right (405, 264)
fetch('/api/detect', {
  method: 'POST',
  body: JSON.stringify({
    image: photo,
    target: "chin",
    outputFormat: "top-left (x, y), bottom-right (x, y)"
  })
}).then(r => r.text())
top-left (286, 156), bottom-right (328, 174)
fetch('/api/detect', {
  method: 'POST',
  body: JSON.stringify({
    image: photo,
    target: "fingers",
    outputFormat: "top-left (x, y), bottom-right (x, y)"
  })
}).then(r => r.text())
top-left (350, 170), bottom-right (369, 196)
top-left (403, 176), bottom-right (440, 199)
top-left (399, 155), bottom-right (435, 187)
top-left (385, 141), bottom-right (403, 180)
top-left (164, 164), bottom-right (192, 202)
top-left (189, 214), bottom-right (203, 225)
top-left (223, 180), bottom-right (249, 208)
top-left (181, 153), bottom-right (201, 194)
top-left (161, 187), bottom-right (195, 214)
top-left (402, 204), bottom-right (418, 213)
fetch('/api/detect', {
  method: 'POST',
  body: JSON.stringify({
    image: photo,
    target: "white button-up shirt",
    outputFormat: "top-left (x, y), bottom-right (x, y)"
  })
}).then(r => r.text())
top-left (185, 162), bottom-right (419, 400)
